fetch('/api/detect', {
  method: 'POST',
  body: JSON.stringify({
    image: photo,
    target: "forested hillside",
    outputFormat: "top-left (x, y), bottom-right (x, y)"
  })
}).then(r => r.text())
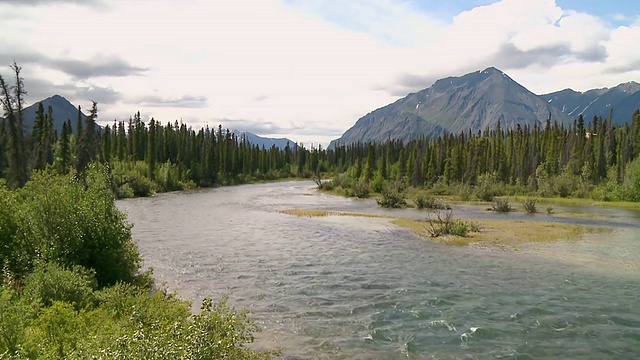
top-left (327, 112), bottom-right (640, 204)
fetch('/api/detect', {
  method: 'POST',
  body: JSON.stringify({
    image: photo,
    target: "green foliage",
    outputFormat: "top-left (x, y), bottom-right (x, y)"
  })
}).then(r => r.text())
top-left (369, 171), bottom-right (385, 193)
top-left (5, 166), bottom-right (140, 287)
top-left (424, 210), bottom-right (475, 237)
top-left (23, 262), bottom-right (97, 311)
top-left (351, 180), bottom-right (370, 198)
top-left (320, 180), bottom-right (334, 191)
top-left (414, 193), bottom-right (450, 210)
top-left (619, 157), bottom-right (640, 201)
top-left (376, 181), bottom-right (407, 208)
top-left (491, 198), bottom-right (512, 212)
top-left (0, 286), bottom-right (28, 355)
top-left (475, 172), bottom-right (504, 201)
top-left (0, 169), bottom-right (278, 359)
top-left (0, 280), bottom-right (277, 359)
top-left (521, 198), bottom-right (538, 213)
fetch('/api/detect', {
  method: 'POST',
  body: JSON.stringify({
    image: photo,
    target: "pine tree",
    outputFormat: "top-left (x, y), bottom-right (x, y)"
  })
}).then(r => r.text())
top-left (75, 101), bottom-right (98, 179)
top-left (56, 120), bottom-right (71, 174)
top-left (0, 62), bottom-right (29, 188)
top-left (148, 118), bottom-right (156, 181)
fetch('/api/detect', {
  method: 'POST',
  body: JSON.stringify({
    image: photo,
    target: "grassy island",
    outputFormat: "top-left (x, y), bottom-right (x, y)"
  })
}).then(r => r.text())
top-left (282, 207), bottom-right (612, 246)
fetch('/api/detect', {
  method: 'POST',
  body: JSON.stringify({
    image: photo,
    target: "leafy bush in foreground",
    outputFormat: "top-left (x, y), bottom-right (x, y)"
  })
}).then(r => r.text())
top-left (0, 167), bottom-right (277, 359)
top-left (10, 166), bottom-right (140, 286)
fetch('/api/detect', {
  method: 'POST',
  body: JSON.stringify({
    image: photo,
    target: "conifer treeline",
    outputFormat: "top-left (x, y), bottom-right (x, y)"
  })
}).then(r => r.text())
top-left (326, 112), bottom-right (640, 202)
top-left (2, 63), bottom-right (640, 201)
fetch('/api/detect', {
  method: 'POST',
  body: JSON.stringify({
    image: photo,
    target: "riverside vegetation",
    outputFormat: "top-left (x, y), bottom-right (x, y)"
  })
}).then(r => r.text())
top-left (0, 166), bottom-right (279, 359)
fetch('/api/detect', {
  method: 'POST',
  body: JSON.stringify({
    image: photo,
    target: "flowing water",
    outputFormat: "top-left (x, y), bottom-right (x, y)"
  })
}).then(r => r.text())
top-left (117, 181), bottom-right (640, 359)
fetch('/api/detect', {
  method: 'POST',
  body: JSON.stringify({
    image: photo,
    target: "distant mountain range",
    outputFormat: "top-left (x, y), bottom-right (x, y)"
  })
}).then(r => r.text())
top-left (15, 95), bottom-right (296, 149)
top-left (330, 67), bottom-right (640, 146)
top-left (232, 130), bottom-right (296, 150)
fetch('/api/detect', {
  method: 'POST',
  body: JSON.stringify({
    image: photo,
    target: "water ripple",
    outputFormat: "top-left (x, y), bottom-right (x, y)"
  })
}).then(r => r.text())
top-left (118, 181), bottom-right (640, 359)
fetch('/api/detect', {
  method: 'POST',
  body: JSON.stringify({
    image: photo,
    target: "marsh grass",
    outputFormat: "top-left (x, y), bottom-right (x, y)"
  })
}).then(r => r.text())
top-left (393, 218), bottom-right (610, 246)
top-left (283, 208), bottom-right (612, 247)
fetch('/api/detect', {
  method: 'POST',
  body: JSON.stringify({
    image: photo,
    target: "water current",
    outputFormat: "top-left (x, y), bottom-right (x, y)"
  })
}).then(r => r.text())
top-left (117, 181), bottom-right (640, 359)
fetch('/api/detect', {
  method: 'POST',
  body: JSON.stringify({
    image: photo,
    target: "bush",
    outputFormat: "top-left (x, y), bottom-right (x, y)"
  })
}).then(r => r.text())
top-left (457, 184), bottom-right (472, 201)
top-left (414, 194), bottom-right (450, 210)
top-left (0, 286), bottom-right (29, 355)
top-left (0, 186), bottom-right (19, 281)
top-left (369, 173), bottom-right (385, 193)
top-left (320, 180), bottom-right (334, 191)
top-left (491, 198), bottom-right (512, 212)
top-left (23, 262), bottom-right (97, 311)
top-left (156, 161), bottom-right (184, 191)
top-left (128, 175), bottom-right (157, 197)
top-left (424, 210), bottom-right (474, 237)
top-left (15, 166), bottom-right (141, 287)
top-left (351, 180), bottom-right (370, 198)
top-left (475, 172), bottom-right (505, 201)
top-left (376, 182), bottom-right (407, 208)
top-left (0, 166), bottom-right (278, 359)
top-left (521, 198), bottom-right (537, 213)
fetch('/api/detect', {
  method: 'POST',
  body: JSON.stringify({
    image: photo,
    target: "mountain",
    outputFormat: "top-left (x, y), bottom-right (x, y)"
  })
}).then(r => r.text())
top-left (331, 67), bottom-right (640, 146)
top-left (232, 130), bottom-right (296, 150)
top-left (541, 81), bottom-right (640, 124)
top-left (22, 95), bottom-right (86, 134)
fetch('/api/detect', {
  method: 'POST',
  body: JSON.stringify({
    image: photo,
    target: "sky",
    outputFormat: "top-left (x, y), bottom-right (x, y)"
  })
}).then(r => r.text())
top-left (1, 0), bottom-right (639, 146)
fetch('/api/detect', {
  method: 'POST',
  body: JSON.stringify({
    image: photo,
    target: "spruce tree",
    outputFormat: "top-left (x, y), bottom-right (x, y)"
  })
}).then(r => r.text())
top-left (75, 101), bottom-right (98, 179)
top-left (0, 62), bottom-right (29, 188)
top-left (148, 118), bottom-right (156, 180)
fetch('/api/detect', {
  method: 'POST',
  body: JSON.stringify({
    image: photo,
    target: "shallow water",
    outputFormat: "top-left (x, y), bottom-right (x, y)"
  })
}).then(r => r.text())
top-left (117, 181), bottom-right (640, 359)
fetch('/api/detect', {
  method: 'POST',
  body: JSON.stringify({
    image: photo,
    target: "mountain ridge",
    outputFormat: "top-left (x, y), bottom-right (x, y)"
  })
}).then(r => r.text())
top-left (330, 67), bottom-right (639, 147)
top-left (22, 94), bottom-right (87, 134)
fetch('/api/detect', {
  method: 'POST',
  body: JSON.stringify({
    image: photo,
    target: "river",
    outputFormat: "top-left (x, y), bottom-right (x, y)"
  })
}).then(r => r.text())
top-left (117, 181), bottom-right (640, 359)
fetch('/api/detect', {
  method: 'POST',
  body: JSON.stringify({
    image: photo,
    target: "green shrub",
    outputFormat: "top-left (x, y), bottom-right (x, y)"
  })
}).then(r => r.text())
top-left (0, 186), bottom-right (19, 281)
top-left (369, 173), bottom-right (385, 193)
top-left (321, 180), bottom-right (334, 191)
top-left (414, 194), bottom-right (450, 210)
top-left (115, 182), bottom-right (135, 198)
top-left (23, 262), bottom-right (97, 311)
top-left (16, 166), bottom-right (141, 287)
top-left (0, 286), bottom-right (29, 355)
top-left (352, 180), bottom-right (370, 198)
top-left (491, 198), bottom-right (512, 212)
top-left (376, 182), bottom-right (406, 208)
top-left (424, 210), bottom-right (474, 237)
top-left (128, 175), bottom-right (157, 197)
top-left (156, 161), bottom-right (184, 191)
top-left (466, 220), bottom-right (482, 232)
top-left (475, 172), bottom-right (504, 201)
top-left (449, 219), bottom-right (469, 237)
top-left (457, 184), bottom-right (472, 201)
top-left (521, 198), bottom-right (538, 213)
